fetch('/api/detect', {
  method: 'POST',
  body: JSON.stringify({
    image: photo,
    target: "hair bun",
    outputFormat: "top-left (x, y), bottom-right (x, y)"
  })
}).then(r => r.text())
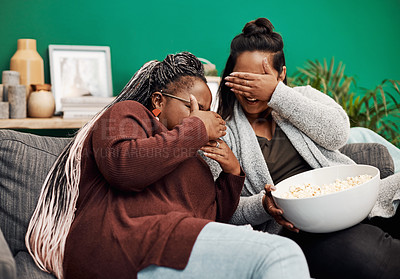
top-left (242, 18), bottom-right (274, 36)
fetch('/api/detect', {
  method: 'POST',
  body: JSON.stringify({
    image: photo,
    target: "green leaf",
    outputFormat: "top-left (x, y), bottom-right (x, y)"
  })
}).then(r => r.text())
top-left (290, 59), bottom-right (400, 147)
top-left (378, 86), bottom-right (388, 115)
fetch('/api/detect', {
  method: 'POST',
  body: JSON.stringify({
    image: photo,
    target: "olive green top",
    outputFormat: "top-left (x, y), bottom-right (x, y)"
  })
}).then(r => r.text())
top-left (256, 125), bottom-right (312, 185)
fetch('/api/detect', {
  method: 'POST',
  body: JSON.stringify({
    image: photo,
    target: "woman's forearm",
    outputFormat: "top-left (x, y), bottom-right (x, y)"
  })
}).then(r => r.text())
top-left (93, 116), bottom-right (208, 192)
top-left (214, 170), bottom-right (246, 223)
top-left (229, 193), bottom-right (273, 226)
top-left (268, 82), bottom-right (350, 150)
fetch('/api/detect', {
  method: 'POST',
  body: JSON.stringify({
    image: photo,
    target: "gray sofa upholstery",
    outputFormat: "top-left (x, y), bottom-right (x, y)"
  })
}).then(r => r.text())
top-left (0, 129), bottom-right (395, 279)
top-left (0, 130), bottom-right (70, 279)
top-left (0, 229), bottom-right (15, 279)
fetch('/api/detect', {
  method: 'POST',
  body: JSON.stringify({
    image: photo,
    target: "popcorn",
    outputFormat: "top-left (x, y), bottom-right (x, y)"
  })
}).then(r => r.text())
top-left (281, 174), bottom-right (373, 199)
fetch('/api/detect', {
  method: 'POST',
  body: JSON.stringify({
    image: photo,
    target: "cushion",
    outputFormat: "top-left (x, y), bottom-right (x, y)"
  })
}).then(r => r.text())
top-left (0, 130), bottom-right (71, 255)
top-left (339, 143), bottom-right (394, 179)
top-left (15, 252), bottom-right (56, 279)
top-left (349, 127), bottom-right (400, 173)
top-left (0, 228), bottom-right (16, 279)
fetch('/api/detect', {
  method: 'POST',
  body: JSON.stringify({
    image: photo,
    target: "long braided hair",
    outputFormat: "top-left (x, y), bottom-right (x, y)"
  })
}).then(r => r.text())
top-left (25, 51), bottom-right (206, 279)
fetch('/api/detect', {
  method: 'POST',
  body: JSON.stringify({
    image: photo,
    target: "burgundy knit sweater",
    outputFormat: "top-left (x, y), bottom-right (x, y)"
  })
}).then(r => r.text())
top-left (63, 101), bottom-right (245, 279)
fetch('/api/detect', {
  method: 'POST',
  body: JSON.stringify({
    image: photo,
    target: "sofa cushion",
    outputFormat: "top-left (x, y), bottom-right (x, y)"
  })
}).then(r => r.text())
top-left (0, 228), bottom-right (16, 279)
top-left (339, 143), bottom-right (394, 179)
top-left (15, 251), bottom-right (56, 279)
top-left (0, 130), bottom-right (71, 255)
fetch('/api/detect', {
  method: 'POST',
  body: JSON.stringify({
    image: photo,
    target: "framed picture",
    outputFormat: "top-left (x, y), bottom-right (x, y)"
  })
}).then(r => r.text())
top-left (49, 45), bottom-right (113, 113)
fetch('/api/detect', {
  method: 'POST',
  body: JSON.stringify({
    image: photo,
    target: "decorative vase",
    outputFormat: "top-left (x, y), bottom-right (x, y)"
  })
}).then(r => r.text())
top-left (8, 85), bottom-right (27, 119)
top-left (10, 39), bottom-right (44, 97)
top-left (28, 84), bottom-right (55, 118)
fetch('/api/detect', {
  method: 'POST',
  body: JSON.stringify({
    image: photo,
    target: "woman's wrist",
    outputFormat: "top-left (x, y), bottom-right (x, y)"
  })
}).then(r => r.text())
top-left (231, 165), bottom-right (242, 176)
top-left (223, 164), bottom-right (241, 176)
top-left (262, 194), bottom-right (269, 213)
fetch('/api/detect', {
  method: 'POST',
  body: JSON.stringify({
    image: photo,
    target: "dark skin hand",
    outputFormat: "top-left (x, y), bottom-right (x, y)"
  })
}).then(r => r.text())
top-left (189, 94), bottom-right (227, 140)
top-left (224, 57), bottom-right (279, 102)
top-left (201, 139), bottom-right (241, 176)
top-left (263, 184), bottom-right (299, 233)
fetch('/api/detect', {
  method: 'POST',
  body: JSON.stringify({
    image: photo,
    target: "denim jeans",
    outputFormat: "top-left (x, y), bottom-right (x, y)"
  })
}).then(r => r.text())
top-left (138, 222), bottom-right (310, 279)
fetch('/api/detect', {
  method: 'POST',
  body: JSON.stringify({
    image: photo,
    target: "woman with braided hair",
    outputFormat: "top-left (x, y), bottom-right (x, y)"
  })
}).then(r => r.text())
top-left (25, 51), bottom-right (310, 279)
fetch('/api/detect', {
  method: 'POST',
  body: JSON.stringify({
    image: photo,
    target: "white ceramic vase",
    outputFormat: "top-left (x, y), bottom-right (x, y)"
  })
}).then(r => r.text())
top-left (28, 90), bottom-right (55, 118)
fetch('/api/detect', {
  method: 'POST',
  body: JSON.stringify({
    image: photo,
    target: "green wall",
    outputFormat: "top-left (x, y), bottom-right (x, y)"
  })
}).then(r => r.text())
top-left (1, 0), bottom-right (399, 95)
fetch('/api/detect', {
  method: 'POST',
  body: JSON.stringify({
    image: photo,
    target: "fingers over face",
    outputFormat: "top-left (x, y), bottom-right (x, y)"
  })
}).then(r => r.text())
top-left (225, 82), bottom-right (252, 93)
top-left (189, 94), bottom-right (199, 112)
top-left (228, 72), bottom-right (258, 80)
top-left (225, 76), bottom-right (253, 86)
top-left (229, 88), bottom-right (252, 98)
top-left (213, 112), bottom-right (222, 119)
top-left (262, 58), bottom-right (275, 76)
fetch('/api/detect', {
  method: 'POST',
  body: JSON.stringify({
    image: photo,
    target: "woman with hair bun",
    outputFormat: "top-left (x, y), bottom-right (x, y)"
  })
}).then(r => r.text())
top-left (26, 51), bottom-right (310, 279)
top-left (204, 18), bottom-right (400, 279)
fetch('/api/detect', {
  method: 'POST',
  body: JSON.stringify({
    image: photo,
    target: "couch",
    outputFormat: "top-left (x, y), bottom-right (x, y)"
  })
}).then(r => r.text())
top-left (0, 129), bottom-right (395, 279)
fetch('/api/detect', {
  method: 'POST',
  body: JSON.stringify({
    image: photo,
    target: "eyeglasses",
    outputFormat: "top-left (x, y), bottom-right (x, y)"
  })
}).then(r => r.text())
top-left (160, 90), bottom-right (207, 111)
top-left (160, 90), bottom-right (190, 104)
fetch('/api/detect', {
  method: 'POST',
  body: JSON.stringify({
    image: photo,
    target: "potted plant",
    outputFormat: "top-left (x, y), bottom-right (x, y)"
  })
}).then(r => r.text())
top-left (289, 58), bottom-right (400, 147)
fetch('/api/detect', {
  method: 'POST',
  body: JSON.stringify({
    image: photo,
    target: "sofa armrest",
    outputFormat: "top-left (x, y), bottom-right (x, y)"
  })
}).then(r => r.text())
top-left (0, 228), bottom-right (16, 279)
top-left (339, 143), bottom-right (394, 179)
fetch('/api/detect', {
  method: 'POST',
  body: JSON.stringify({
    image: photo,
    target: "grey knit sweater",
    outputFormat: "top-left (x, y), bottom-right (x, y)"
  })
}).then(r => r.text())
top-left (206, 82), bottom-right (400, 233)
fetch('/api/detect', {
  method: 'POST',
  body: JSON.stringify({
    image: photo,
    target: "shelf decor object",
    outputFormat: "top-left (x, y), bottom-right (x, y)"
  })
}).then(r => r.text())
top-left (2, 71), bottom-right (20, 86)
top-left (0, 84), bottom-right (3, 101)
top-left (10, 39), bottom-right (44, 96)
top-left (2, 70), bottom-right (20, 102)
top-left (0, 102), bottom-right (8, 119)
top-left (8, 85), bottom-right (26, 119)
top-left (28, 84), bottom-right (55, 118)
top-left (49, 45), bottom-right (113, 113)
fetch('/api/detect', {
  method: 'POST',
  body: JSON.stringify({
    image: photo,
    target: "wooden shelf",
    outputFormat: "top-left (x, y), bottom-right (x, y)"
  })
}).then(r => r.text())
top-left (0, 117), bottom-right (90, 129)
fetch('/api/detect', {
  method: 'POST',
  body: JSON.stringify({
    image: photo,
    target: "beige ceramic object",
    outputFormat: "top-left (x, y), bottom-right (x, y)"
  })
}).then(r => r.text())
top-left (8, 85), bottom-right (26, 119)
top-left (10, 39), bottom-right (44, 97)
top-left (28, 90), bottom-right (55, 118)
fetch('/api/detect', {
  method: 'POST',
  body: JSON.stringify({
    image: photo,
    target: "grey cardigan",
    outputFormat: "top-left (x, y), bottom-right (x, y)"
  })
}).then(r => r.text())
top-left (206, 82), bottom-right (400, 233)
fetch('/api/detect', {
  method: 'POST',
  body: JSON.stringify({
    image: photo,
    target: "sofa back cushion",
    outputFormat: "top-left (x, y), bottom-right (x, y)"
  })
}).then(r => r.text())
top-left (339, 143), bottom-right (394, 179)
top-left (0, 130), bottom-right (71, 255)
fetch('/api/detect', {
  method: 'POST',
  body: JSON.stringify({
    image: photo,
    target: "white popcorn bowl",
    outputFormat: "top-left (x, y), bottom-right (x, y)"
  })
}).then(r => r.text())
top-left (271, 165), bottom-right (380, 233)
